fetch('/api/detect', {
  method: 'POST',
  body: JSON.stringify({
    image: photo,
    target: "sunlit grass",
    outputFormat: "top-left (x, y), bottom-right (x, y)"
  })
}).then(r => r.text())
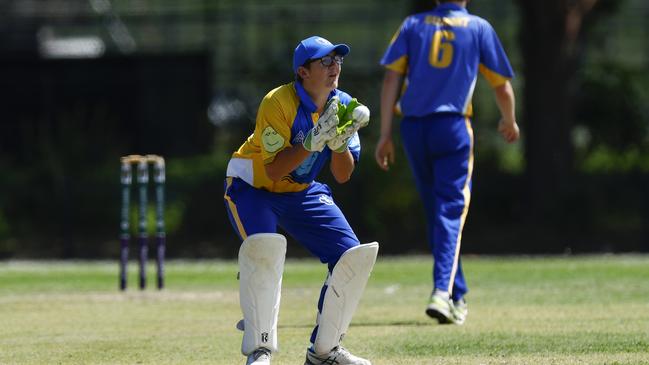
top-left (1, 255), bottom-right (648, 364)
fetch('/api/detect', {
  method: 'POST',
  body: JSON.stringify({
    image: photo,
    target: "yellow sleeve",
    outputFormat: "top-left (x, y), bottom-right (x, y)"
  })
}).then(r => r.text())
top-left (479, 63), bottom-right (510, 88)
top-left (255, 90), bottom-right (293, 164)
top-left (385, 55), bottom-right (408, 75)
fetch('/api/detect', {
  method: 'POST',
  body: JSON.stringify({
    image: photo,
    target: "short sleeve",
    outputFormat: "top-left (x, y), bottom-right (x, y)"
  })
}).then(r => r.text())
top-left (380, 17), bottom-right (410, 74)
top-left (255, 95), bottom-right (292, 164)
top-left (478, 20), bottom-right (514, 87)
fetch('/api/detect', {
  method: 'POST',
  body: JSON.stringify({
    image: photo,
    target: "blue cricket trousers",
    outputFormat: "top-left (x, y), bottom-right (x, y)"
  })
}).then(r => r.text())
top-left (401, 113), bottom-right (472, 301)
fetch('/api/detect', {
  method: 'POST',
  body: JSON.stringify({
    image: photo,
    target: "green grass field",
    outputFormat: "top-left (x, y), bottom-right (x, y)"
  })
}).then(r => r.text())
top-left (1, 255), bottom-right (648, 365)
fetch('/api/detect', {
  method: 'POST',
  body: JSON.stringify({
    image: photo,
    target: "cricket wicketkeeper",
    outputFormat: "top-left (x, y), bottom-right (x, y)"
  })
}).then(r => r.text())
top-left (223, 35), bottom-right (377, 365)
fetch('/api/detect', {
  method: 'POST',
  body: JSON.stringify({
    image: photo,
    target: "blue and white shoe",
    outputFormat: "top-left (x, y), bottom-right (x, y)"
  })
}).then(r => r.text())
top-left (246, 347), bottom-right (271, 365)
top-left (304, 346), bottom-right (371, 365)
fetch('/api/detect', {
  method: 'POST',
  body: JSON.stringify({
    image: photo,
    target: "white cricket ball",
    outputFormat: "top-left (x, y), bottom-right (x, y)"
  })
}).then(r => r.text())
top-left (352, 105), bottom-right (370, 126)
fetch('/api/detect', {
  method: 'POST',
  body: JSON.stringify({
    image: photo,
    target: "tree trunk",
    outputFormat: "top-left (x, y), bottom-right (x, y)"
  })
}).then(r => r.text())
top-left (515, 0), bottom-right (605, 235)
top-left (519, 2), bottom-right (576, 224)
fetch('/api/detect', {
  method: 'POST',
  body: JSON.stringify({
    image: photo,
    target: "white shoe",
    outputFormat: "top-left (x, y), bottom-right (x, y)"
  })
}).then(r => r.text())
top-left (246, 347), bottom-right (271, 365)
top-left (451, 298), bottom-right (468, 325)
top-left (426, 292), bottom-right (457, 324)
top-left (304, 346), bottom-right (371, 365)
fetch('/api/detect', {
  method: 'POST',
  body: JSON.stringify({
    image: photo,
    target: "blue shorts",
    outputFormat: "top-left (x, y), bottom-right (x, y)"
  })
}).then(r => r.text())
top-left (224, 177), bottom-right (360, 266)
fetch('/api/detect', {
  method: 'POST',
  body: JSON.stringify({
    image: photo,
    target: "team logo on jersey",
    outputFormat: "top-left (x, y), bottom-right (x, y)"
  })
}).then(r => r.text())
top-left (293, 130), bottom-right (305, 144)
top-left (319, 194), bottom-right (334, 206)
top-left (262, 126), bottom-right (284, 153)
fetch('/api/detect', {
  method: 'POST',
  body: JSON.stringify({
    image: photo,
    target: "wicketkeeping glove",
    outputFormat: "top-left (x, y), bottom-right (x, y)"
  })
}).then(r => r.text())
top-left (302, 96), bottom-right (340, 152)
top-left (327, 98), bottom-right (370, 153)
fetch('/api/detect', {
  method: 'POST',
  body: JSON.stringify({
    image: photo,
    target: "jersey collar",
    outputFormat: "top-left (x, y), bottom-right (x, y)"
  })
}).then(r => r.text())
top-left (435, 3), bottom-right (468, 13)
top-left (294, 81), bottom-right (338, 114)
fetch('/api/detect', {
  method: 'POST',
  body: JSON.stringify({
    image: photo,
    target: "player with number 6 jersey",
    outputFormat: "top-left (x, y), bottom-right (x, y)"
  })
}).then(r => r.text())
top-left (381, 1), bottom-right (514, 117)
top-left (375, 0), bottom-right (520, 325)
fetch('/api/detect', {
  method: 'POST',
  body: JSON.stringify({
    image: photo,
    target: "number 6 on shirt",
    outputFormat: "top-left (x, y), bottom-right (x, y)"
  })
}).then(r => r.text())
top-left (430, 30), bottom-right (455, 68)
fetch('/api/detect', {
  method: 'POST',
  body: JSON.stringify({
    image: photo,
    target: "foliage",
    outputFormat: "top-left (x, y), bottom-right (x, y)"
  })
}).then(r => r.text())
top-left (1, 0), bottom-right (648, 257)
top-left (575, 63), bottom-right (649, 151)
top-left (572, 63), bottom-right (649, 172)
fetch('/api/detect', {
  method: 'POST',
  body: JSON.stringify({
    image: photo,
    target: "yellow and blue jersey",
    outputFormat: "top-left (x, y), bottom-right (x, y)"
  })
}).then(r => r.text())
top-left (380, 3), bottom-right (514, 117)
top-left (226, 82), bottom-right (361, 193)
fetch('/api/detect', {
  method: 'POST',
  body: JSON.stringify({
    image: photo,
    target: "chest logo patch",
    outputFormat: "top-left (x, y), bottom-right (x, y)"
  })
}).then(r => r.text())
top-left (293, 130), bottom-right (305, 144)
top-left (262, 126), bottom-right (284, 153)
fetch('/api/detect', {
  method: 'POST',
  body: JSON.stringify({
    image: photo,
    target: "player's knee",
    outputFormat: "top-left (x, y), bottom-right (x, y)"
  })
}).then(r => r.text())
top-left (327, 237), bottom-right (361, 269)
top-left (438, 200), bottom-right (466, 219)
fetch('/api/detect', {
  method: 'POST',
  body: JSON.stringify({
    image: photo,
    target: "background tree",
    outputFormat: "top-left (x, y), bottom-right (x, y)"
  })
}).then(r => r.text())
top-left (514, 0), bottom-right (621, 231)
top-left (1, 0), bottom-right (644, 257)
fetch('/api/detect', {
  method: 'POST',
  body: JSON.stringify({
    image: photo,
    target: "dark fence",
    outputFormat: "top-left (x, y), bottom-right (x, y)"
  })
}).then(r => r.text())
top-left (1, 0), bottom-right (648, 258)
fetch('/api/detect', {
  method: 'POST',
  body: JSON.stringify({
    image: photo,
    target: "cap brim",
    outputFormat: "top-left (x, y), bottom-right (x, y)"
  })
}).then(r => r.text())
top-left (311, 44), bottom-right (350, 60)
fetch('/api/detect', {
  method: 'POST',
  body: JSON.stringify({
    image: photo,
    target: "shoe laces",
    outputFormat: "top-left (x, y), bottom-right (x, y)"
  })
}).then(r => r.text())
top-left (308, 346), bottom-right (348, 364)
top-left (332, 346), bottom-right (349, 356)
top-left (332, 346), bottom-right (362, 362)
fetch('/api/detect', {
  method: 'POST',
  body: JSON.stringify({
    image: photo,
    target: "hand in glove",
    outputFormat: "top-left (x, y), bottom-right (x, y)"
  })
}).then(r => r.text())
top-left (327, 98), bottom-right (370, 153)
top-left (302, 96), bottom-right (340, 152)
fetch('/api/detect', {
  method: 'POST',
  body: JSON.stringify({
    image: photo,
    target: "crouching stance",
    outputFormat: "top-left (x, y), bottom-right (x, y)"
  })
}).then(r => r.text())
top-left (238, 234), bottom-right (378, 365)
top-left (224, 35), bottom-right (376, 365)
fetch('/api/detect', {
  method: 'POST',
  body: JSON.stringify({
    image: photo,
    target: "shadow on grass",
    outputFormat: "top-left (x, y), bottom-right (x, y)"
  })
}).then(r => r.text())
top-left (279, 320), bottom-right (433, 329)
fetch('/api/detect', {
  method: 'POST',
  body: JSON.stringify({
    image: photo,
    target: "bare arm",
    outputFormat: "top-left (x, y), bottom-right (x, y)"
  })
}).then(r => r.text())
top-left (375, 69), bottom-right (404, 171)
top-left (493, 80), bottom-right (520, 143)
top-left (329, 149), bottom-right (355, 184)
top-left (264, 144), bottom-right (310, 182)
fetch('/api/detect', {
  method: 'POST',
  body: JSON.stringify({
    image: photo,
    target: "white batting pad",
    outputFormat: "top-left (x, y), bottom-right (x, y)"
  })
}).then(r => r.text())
top-left (313, 242), bottom-right (379, 354)
top-left (238, 233), bottom-right (287, 355)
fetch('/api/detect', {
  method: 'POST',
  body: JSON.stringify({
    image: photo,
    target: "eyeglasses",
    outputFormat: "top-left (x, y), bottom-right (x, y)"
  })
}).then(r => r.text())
top-left (320, 55), bottom-right (344, 67)
top-left (306, 54), bottom-right (344, 68)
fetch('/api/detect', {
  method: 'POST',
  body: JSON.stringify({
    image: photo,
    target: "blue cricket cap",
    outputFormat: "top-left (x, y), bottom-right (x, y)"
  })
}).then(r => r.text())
top-left (293, 36), bottom-right (350, 74)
